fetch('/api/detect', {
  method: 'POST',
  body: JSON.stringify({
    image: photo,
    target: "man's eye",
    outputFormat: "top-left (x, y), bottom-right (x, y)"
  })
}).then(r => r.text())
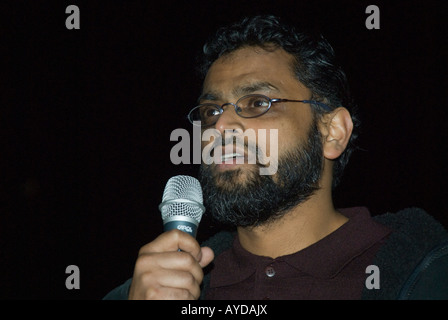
top-left (202, 106), bottom-right (220, 117)
top-left (250, 99), bottom-right (269, 108)
top-left (208, 109), bottom-right (220, 116)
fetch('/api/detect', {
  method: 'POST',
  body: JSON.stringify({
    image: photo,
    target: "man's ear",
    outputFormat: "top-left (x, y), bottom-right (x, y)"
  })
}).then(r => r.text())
top-left (320, 107), bottom-right (353, 160)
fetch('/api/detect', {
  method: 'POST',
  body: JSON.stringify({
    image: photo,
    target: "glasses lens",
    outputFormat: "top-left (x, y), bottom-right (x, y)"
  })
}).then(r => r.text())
top-left (189, 104), bottom-right (220, 126)
top-left (237, 95), bottom-right (270, 118)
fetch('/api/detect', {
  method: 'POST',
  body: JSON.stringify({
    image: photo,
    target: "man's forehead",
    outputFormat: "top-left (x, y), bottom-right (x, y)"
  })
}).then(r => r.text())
top-left (201, 46), bottom-right (298, 99)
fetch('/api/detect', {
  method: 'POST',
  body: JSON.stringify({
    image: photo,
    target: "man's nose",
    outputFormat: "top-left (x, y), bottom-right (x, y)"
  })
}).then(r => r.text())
top-left (214, 103), bottom-right (244, 134)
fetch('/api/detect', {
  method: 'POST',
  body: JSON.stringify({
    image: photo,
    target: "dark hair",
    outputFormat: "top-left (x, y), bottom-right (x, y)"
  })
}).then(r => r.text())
top-left (198, 15), bottom-right (360, 188)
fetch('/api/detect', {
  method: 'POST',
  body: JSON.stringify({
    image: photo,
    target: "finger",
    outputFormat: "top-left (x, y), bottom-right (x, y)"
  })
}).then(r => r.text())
top-left (136, 251), bottom-right (205, 284)
top-left (139, 229), bottom-right (202, 260)
top-left (199, 246), bottom-right (214, 268)
top-left (155, 269), bottom-right (201, 299)
top-left (134, 269), bottom-right (201, 300)
top-left (142, 286), bottom-right (196, 300)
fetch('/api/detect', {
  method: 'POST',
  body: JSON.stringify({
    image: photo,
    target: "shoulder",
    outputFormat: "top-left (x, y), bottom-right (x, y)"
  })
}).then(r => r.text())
top-left (102, 278), bottom-right (132, 300)
top-left (398, 239), bottom-right (448, 299)
top-left (362, 207), bottom-right (448, 299)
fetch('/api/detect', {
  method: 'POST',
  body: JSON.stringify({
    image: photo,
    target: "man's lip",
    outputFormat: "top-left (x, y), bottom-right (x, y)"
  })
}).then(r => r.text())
top-left (221, 146), bottom-right (248, 159)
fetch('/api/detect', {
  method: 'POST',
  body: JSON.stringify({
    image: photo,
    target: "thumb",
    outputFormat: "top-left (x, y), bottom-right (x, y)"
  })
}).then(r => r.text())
top-left (198, 246), bottom-right (214, 268)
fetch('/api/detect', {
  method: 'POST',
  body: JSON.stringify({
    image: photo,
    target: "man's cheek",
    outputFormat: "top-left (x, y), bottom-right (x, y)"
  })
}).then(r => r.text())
top-left (258, 129), bottom-right (279, 176)
top-left (201, 128), bottom-right (222, 165)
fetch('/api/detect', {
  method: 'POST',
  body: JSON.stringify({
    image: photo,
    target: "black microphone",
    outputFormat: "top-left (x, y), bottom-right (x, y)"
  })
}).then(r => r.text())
top-left (158, 175), bottom-right (205, 238)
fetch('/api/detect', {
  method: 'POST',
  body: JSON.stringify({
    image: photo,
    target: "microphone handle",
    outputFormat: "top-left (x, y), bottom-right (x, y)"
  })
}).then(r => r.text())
top-left (163, 215), bottom-right (199, 238)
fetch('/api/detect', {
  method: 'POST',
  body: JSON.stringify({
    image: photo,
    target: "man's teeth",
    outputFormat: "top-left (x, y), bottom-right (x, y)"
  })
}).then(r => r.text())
top-left (221, 153), bottom-right (243, 160)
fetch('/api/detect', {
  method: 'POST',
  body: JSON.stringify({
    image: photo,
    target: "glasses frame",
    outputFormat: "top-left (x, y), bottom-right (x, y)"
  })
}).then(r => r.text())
top-left (187, 94), bottom-right (332, 127)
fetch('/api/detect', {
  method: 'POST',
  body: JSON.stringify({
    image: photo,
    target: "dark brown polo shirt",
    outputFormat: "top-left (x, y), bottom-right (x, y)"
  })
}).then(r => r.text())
top-left (205, 207), bottom-right (391, 300)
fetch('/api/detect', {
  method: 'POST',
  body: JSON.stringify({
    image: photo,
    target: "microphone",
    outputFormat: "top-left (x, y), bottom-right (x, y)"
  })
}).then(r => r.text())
top-left (158, 175), bottom-right (205, 238)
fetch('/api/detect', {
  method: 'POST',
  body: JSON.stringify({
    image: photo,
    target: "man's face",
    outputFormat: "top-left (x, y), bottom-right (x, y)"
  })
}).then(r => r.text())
top-left (198, 46), bottom-right (324, 227)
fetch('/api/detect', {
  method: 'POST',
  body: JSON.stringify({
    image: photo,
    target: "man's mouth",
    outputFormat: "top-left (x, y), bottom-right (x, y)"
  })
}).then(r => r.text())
top-left (221, 152), bottom-right (245, 162)
top-left (215, 145), bottom-right (251, 168)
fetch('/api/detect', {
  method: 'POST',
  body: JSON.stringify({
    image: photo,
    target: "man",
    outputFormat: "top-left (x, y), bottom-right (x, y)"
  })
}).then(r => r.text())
top-left (104, 15), bottom-right (448, 300)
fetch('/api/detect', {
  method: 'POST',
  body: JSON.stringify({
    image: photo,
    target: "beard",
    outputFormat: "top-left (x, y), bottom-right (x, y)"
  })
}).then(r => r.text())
top-left (198, 120), bottom-right (324, 228)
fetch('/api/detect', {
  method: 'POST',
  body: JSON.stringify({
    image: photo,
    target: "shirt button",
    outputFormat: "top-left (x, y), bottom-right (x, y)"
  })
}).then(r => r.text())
top-left (265, 265), bottom-right (276, 278)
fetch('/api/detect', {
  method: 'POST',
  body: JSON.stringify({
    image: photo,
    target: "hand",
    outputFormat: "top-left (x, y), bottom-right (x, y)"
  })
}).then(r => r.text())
top-left (128, 229), bottom-right (214, 300)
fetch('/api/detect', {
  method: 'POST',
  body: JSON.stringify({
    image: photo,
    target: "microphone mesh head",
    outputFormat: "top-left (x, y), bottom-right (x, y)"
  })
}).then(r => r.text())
top-left (160, 175), bottom-right (204, 224)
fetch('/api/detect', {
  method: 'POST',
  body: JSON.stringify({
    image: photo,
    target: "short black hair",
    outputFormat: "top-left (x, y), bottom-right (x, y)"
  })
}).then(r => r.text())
top-left (198, 15), bottom-right (360, 188)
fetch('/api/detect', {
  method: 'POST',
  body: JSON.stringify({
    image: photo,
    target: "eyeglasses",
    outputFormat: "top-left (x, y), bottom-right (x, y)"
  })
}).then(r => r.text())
top-left (187, 94), bottom-right (332, 127)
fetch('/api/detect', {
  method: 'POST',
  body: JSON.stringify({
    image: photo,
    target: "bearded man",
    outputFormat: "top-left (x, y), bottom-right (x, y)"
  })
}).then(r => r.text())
top-left (104, 15), bottom-right (448, 300)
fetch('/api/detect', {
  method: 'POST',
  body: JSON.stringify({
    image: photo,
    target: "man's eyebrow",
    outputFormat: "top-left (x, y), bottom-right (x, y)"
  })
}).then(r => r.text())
top-left (197, 91), bottom-right (221, 103)
top-left (232, 81), bottom-right (280, 97)
top-left (198, 82), bottom-right (280, 104)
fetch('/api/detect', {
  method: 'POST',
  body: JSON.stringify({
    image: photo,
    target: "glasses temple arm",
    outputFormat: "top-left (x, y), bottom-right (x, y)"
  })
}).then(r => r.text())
top-left (301, 100), bottom-right (333, 111)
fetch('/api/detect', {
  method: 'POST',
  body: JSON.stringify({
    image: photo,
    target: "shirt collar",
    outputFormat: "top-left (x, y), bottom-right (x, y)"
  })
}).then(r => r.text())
top-left (209, 207), bottom-right (391, 288)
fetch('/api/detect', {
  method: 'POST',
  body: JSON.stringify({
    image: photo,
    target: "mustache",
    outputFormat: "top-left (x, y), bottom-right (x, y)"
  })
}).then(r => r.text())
top-left (220, 136), bottom-right (256, 154)
top-left (204, 131), bottom-right (268, 167)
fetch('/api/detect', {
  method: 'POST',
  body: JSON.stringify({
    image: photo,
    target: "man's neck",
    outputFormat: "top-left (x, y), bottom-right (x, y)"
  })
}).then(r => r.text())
top-left (236, 195), bottom-right (348, 259)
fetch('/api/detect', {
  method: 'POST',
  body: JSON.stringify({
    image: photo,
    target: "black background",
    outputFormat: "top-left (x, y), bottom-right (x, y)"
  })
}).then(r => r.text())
top-left (1, 0), bottom-right (447, 299)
